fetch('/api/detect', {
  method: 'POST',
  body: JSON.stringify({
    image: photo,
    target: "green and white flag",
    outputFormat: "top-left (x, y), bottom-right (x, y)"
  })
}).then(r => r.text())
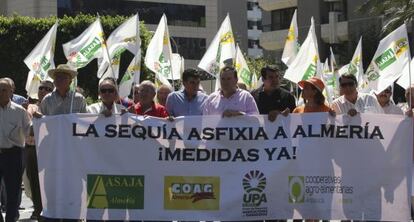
top-left (321, 58), bottom-right (337, 103)
top-left (144, 14), bottom-right (173, 87)
top-left (98, 14), bottom-right (140, 79)
top-left (63, 18), bottom-right (110, 70)
top-left (119, 48), bottom-right (141, 98)
top-left (365, 24), bottom-right (410, 93)
top-left (170, 53), bottom-right (183, 80)
top-left (235, 44), bottom-right (255, 89)
top-left (284, 17), bottom-right (319, 83)
top-left (198, 14), bottom-right (235, 78)
top-left (24, 21), bottom-right (58, 99)
top-left (347, 37), bottom-right (365, 91)
top-left (281, 9), bottom-right (299, 67)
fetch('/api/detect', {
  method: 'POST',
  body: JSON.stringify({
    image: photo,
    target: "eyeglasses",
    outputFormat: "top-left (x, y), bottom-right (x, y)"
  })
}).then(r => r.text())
top-left (100, 88), bottom-right (115, 94)
top-left (38, 86), bottom-right (53, 92)
top-left (340, 82), bottom-right (355, 88)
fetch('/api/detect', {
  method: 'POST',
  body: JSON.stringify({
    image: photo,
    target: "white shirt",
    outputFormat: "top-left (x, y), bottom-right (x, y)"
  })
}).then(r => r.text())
top-left (0, 101), bottom-right (30, 148)
top-left (382, 102), bottom-right (403, 115)
top-left (331, 93), bottom-right (384, 114)
top-left (87, 102), bottom-right (124, 114)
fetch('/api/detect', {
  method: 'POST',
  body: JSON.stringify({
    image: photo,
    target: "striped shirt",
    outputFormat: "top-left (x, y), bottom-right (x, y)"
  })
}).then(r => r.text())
top-left (40, 90), bottom-right (87, 115)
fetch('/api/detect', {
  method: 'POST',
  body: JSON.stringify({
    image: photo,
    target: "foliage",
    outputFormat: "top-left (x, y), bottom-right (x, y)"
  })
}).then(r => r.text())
top-left (358, 0), bottom-right (414, 35)
top-left (0, 14), bottom-right (153, 99)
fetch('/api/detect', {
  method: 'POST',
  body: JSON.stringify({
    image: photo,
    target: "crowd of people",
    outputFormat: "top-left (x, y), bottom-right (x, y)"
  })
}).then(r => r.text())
top-left (0, 63), bottom-right (413, 222)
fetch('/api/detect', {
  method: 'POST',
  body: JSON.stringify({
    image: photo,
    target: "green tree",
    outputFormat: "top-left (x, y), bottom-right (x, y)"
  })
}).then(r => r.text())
top-left (358, 0), bottom-right (414, 35)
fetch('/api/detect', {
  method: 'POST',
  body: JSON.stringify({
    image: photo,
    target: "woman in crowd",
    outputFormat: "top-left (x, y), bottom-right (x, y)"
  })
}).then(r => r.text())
top-left (293, 77), bottom-right (333, 114)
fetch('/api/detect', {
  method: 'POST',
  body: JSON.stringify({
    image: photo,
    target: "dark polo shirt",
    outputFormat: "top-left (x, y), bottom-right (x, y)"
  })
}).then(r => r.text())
top-left (251, 85), bottom-right (296, 114)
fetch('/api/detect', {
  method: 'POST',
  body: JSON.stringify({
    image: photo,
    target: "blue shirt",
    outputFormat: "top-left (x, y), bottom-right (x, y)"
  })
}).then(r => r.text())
top-left (12, 94), bottom-right (27, 105)
top-left (166, 90), bottom-right (208, 117)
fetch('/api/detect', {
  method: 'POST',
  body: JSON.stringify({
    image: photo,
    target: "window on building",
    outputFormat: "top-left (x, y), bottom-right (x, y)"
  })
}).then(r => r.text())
top-left (248, 39), bottom-right (260, 48)
top-left (270, 7), bottom-right (296, 31)
top-left (57, 0), bottom-right (206, 28)
top-left (173, 37), bottom-right (206, 60)
top-left (322, 0), bottom-right (347, 23)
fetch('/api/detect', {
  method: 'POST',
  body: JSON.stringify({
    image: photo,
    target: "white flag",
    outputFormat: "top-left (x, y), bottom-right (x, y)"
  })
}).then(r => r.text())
top-left (63, 18), bottom-right (110, 71)
top-left (198, 14), bottom-right (236, 77)
top-left (97, 14), bottom-right (140, 79)
top-left (169, 53), bottom-right (183, 80)
top-left (281, 9), bottom-right (299, 67)
top-left (397, 57), bottom-right (414, 89)
top-left (330, 47), bottom-right (337, 72)
top-left (119, 49), bottom-right (141, 98)
top-left (347, 37), bottom-right (365, 91)
top-left (284, 17), bottom-right (319, 83)
top-left (365, 24), bottom-right (410, 93)
top-left (144, 14), bottom-right (173, 87)
top-left (24, 21), bottom-right (58, 99)
top-left (235, 44), bottom-right (254, 89)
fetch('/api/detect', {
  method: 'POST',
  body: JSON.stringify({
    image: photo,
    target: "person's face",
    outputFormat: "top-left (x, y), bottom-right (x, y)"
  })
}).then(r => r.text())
top-left (157, 87), bottom-right (171, 105)
top-left (0, 81), bottom-right (12, 105)
top-left (138, 85), bottom-right (155, 105)
top-left (339, 78), bottom-right (357, 96)
top-left (53, 73), bottom-right (72, 90)
top-left (37, 83), bottom-right (54, 101)
top-left (263, 70), bottom-right (280, 89)
top-left (220, 70), bottom-right (238, 92)
top-left (183, 77), bottom-right (200, 96)
top-left (405, 88), bottom-right (414, 107)
top-left (99, 82), bottom-right (118, 105)
top-left (302, 83), bottom-right (317, 101)
top-left (376, 88), bottom-right (392, 105)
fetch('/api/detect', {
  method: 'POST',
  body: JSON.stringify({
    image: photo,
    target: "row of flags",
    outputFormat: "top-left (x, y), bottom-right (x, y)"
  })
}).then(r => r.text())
top-left (24, 13), bottom-right (257, 100)
top-left (281, 9), bottom-right (412, 100)
top-left (23, 11), bottom-right (413, 102)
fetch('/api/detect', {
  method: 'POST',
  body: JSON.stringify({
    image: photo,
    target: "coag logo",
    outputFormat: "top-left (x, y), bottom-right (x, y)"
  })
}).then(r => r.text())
top-left (164, 176), bottom-right (220, 210)
top-left (87, 174), bottom-right (144, 209)
top-left (242, 170), bottom-right (267, 207)
top-left (288, 176), bottom-right (304, 203)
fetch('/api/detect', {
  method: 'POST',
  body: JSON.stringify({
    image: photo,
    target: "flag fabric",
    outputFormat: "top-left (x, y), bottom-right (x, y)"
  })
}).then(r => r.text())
top-left (198, 14), bottom-right (236, 77)
top-left (234, 44), bottom-right (255, 89)
top-left (24, 21), bottom-right (58, 99)
top-left (364, 24), bottom-right (410, 93)
top-left (62, 18), bottom-right (110, 71)
top-left (321, 58), bottom-right (337, 104)
top-left (281, 9), bottom-right (299, 67)
top-left (346, 37), bottom-right (367, 91)
top-left (119, 48), bottom-right (141, 98)
top-left (144, 14), bottom-right (173, 87)
top-left (397, 57), bottom-right (414, 89)
top-left (97, 14), bottom-right (140, 79)
top-left (284, 17), bottom-right (319, 83)
top-left (330, 47), bottom-right (337, 72)
top-left (170, 53), bottom-right (183, 80)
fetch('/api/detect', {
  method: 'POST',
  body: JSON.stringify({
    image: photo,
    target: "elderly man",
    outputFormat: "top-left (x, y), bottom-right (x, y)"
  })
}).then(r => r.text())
top-left (166, 69), bottom-right (207, 117)
top-left (203, 66), bottom-right (259, 116)
top-left (251, 65), bottom-right (296, 121)
top-left (157, 84), bottom-right (172, 107)
top-left (0, 78), bottom-right (31, 222)
top-left (375, 86), bottom-right (403, 115)
top-left (331, 73), bottom-right (383, 115)
top-left (39, 64), bottom-right (87, 115)
top-left (134, 80), bottom-right (168, 118)
top-left (87, 78), bottom-right (125, 116)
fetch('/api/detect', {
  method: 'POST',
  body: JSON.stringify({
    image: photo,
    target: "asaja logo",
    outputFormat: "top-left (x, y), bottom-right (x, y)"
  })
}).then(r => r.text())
top-left (242, 170), bottom-right (267, 207)
top-left (87, 174), bottom-right (144, 209)
top-left (164, 176), bottom-right (220, 210)
top-left (288, 176), bottom-right (304, 203)
top-left (375, 48), bottom-right (396, 71)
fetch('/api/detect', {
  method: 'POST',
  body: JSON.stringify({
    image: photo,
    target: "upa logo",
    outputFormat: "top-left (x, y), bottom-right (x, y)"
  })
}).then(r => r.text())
top-left (242, 170), bottom-right (267, 207)
top-left (164, 176), bottom-right (220, 210)
top-left (288, 176), bottom-right (305, 203)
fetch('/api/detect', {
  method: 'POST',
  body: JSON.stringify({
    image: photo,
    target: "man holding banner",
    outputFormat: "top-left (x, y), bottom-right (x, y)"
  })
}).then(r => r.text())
top-left (203, 66), bottom-right (258, 116)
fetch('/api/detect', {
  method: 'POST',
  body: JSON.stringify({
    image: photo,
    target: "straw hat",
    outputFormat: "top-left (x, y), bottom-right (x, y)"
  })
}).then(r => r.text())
top-left (48, 64), bottom-right (77, 80)
top-left (298, 77), bottom-right (325, 92)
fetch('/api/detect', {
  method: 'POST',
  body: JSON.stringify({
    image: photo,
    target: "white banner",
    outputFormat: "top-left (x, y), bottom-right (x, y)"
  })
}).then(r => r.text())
top-left (34, 113), bottom-right (412, 221)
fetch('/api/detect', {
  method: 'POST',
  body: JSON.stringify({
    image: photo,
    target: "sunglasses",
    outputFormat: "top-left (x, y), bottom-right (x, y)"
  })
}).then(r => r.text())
top-left (340, 82), bottom-right (355, 88)
top-left (38, 86), bottom-right (53, 92)
top-left (100, 88), bottom-right (115, 94)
